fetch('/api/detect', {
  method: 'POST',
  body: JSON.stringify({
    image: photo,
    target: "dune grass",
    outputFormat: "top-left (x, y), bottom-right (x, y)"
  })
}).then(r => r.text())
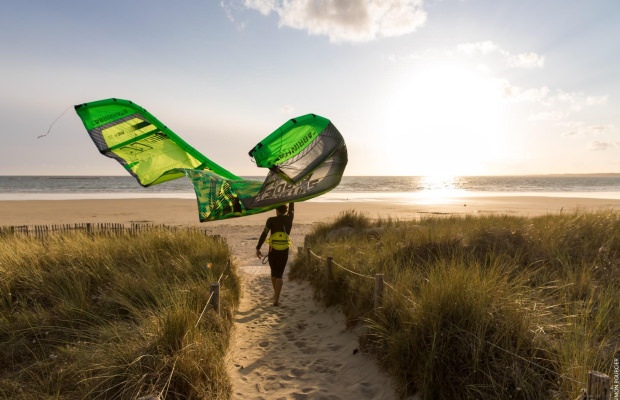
top-left (0, 227), bottom-right (240, 400)
top-left (290, 211), bottom-right (619, 399)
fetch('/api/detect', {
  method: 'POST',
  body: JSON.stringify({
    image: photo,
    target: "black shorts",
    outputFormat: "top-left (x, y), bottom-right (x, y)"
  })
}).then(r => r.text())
top-left (268, 248), bottom-right (289, 278)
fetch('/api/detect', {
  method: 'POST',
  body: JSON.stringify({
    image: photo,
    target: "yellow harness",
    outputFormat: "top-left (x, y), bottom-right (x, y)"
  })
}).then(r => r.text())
top-left (268, 217), bottom-right (292, 250)
top-left (268, 231), bottom-right (292, 250)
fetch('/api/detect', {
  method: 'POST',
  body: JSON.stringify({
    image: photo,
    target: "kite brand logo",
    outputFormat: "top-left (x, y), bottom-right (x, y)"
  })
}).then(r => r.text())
top-left (93, 110), bottom-right (129, 126)
top-left (274, 130), bottom-right (315, 164)
top-left (254, 173), bottom-right (319, 202)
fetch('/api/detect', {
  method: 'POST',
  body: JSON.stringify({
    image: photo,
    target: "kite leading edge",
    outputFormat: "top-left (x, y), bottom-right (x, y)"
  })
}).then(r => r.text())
top-left (74, 98), bottom-right (347, 221)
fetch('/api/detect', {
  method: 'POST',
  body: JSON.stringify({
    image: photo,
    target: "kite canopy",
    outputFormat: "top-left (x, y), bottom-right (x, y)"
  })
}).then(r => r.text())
top-left (74, 98), bottom-right (347, 221)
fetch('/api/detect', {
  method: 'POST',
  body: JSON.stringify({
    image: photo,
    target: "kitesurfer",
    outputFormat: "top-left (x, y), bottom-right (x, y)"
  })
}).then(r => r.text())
top-left (256, 203), bottom-right (294, 306)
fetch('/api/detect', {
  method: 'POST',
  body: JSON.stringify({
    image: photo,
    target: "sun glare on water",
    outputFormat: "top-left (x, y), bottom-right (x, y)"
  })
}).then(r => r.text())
top-left (414, 175), bottom-right (465, 204)
top-left (383, 63), bottom-right (506, 176)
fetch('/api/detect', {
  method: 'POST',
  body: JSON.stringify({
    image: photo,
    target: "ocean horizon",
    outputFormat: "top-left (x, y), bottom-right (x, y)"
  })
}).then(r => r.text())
top-left (1, 175), bottom-right (620, 201)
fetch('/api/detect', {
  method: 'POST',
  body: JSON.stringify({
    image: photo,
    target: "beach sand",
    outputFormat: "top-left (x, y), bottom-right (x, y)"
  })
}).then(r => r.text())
top-left (2, 196), bottom-right (620, 399)
top-left (3, 195), bottom-right (620, 227)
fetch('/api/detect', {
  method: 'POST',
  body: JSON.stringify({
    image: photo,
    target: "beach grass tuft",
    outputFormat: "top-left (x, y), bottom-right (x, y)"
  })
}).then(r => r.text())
top-left (291, 210), bottom-right (619, 399)
top-left (0, 227), bottom-right (239, 399)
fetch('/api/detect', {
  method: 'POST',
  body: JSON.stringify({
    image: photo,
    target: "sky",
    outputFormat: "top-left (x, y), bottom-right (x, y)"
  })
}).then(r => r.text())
top-left (1, 0), bottom-right (619, 177)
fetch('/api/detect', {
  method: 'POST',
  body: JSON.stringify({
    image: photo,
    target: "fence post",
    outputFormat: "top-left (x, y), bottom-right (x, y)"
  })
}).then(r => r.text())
top-left (374, 274), bottom-right (384, 311)
top-left (587, 370), bottom-right (610, 400)
top-left (210, 282), bottom-right (220, 314)
top-left (306, 247), bottom-right (311, 264)
top-left (575, 370), bottom-right (611, 400)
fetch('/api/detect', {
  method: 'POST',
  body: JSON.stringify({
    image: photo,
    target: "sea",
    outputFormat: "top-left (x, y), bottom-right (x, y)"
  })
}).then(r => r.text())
top-left (1, 175), bottom-right (620, 202)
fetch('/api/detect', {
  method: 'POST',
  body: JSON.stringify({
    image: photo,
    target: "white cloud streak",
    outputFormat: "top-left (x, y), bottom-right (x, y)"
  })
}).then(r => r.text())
top-left (240, 0), bottom-right (427, 43)
top-left (506, 52), bottom-right (544, 69)
top-left (456, 40), bottom-right (498, 55)
top-left (499, 79), bottom-right (608, 112)
top-left (562, 123), bottom-right (615, 136)
top-left (498, 80), bottom-right (550, 103)
top-left (528, 111), bottom-right (566, 121)
top-left (554, 90), bottom-right (608, 111)
top-left (588, 141), bottom-right (615, 151)
top-left (457, 41), bottom-right (544, 69)
top-left (221, 0), bottom-right (247, 29)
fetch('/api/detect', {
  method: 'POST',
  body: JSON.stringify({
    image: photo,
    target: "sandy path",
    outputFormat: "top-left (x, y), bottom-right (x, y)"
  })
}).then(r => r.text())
top-left (222, 225), bottom-right (398, 400)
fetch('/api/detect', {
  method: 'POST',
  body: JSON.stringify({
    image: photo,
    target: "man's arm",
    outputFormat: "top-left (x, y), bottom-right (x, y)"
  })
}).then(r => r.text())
top-left (256, 224), bottom-right (269, 258)
top-left (288, 202), bottom-right (294, 219)
top-left (257, 225), bottom-right (269, 249)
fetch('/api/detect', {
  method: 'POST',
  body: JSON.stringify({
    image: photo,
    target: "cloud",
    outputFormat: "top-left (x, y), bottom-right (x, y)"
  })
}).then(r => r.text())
top-left (586, 96), bottom-right (608, 106)
top-left (243, 0), bottom-right (275, 15)
top-left (392, 41), bottom-right (544, 70)
top-left (457, 41), bottom-right (544, 69)
top-left (221, 0), bottom-right (247, 29)
top-left (456, 41), bottom-right (498, 55)
top-left (554, 90), bottom-right (608, 111)
top-left (506, 52), bottom-right (544, 69)
top-left (476, 64), bottom-right (490, 74)
top-left (562, 124), bottom-right (615, 136)
top-left (498, 80), bottom-right (550, 102)
top-left (528, 111), bottom-right (566, 121)
top-left (498, 79), bottom-right (608, 114)
top-left (588, 141), bottom-right (614, 151)
top-left (388, 48), bottom-right (451, 63)
top-left (238, 0), bottom-right (427, 43)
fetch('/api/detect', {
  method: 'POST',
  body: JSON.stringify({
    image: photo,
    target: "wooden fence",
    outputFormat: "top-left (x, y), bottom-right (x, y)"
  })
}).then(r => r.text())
top-left (0, 222), bottom-right (221, 240)
top-left (1, 222), bottom-right (229, 319)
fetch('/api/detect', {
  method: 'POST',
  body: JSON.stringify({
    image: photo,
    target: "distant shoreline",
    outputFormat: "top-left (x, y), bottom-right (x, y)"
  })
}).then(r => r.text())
top-left (2, 196), bottom-right (620, 227)
top-left (3, 190), bottom-right (620, 202)
top-left (1, 173), bottom-right (619, 177)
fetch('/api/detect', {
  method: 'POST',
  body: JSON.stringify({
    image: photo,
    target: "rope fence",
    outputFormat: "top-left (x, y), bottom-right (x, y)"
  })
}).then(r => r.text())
top-left (302, 247), bottom-right (613, 397)
top-left (331, 259), bottom-right (375, 281)
top-left (195, 257), bottom-right (232, 327)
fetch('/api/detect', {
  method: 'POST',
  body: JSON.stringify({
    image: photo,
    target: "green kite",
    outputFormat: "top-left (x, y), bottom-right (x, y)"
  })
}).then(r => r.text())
top-left (74, 98), bottom-right (347, 221)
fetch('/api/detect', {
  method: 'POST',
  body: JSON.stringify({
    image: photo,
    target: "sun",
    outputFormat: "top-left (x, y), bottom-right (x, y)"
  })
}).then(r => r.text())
top-left (381, 62), bottom-right (506, 176)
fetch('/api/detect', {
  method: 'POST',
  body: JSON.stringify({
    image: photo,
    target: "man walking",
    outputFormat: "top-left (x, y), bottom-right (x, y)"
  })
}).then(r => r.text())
top-left (256, 203), bottom-right (294, 306)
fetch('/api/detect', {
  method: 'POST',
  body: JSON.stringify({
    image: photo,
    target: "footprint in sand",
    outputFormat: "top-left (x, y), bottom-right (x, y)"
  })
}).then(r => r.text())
top-left (311, 359), bottom-right (334, 374)
top-left (298, 359), bottom-right (311, 367)
top-left (263, 381), bottom-right (286, 391)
